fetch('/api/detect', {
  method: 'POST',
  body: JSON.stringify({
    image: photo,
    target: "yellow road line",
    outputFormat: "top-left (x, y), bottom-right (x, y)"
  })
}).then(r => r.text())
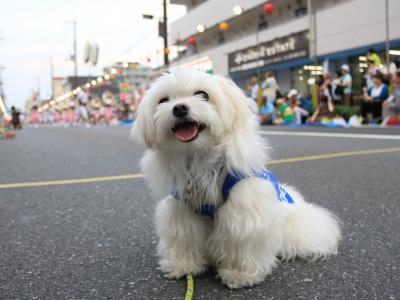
top-left (267, 147), bottom-right (400, 165)
top-left (0, 173), bottom-right (144, 190)
top-left (1, 147), bottom-right (399, 190)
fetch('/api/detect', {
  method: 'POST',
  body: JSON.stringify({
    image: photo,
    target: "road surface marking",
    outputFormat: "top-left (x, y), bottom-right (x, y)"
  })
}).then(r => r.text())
top-left (0, 173), bottom-right (144, 189)
top-left (267, 147), bottom-right (400, 165)
top-left (260, 130), bottom-right (400, 140)
top-left (1, 147), bottom-right (400, 190)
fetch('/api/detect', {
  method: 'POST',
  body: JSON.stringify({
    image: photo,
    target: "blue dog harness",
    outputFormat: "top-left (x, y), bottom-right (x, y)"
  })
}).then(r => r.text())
top-left (174, 169), bottom-right (295, 219)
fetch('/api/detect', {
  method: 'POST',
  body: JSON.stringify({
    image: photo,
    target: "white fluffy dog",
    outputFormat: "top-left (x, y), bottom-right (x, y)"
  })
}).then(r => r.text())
top-left (132, 69), bottom-right (341, 289)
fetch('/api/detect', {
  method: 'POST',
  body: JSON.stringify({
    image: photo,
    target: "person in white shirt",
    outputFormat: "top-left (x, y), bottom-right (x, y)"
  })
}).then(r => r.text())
top-left (262, 72), bottom-right (280, 104)
top-left (77, 88), bottom-right (91, 127)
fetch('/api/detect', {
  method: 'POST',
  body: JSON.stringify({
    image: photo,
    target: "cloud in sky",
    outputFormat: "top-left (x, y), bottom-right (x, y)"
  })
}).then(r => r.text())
top-left (0, 0), bottom-right (185, 109)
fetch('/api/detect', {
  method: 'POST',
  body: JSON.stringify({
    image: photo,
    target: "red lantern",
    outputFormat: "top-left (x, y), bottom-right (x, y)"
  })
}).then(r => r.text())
top-left (263, 2), bottom-right (274, 14)
top-left (188, 36), bottom-right (197, 46)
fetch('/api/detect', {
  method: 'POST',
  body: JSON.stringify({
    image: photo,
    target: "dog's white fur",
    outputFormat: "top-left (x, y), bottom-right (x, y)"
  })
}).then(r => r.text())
top-left (132, 69), bottom-right (341, 288)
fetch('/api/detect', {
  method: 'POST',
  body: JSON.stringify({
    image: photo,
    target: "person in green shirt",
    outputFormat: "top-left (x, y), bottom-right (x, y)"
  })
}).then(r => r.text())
top-left (367, 48), bottom-right (382, 67)
top-left (274, 97), bottom-right (294, 124)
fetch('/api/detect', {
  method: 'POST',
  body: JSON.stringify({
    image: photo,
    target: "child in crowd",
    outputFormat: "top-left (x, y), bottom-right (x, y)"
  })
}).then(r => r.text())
top-left (274, 97), bottom-right (294, 125)
top-left (68, 101), bottom-right (77, 126)
top-left (29, 105), bottom-right (40, 127)
top-left (307, 95), bottom-right (335, 124)
top-left (53, 109), bottom-right (62, 125)
top-left (288, 89), bottom-right (309, 124)
top-left (259, 96), bottom-right (275, 125)
top-left (92, 103), bottom-right (102, 124)
top-left (104, 100), bottom-right (114, 125)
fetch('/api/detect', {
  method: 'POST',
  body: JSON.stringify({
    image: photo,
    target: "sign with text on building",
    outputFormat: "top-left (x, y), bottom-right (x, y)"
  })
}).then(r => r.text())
top-left (228, 31), bottom-right (309, 73)
top-left (178, 56), bottom-right (213, 74)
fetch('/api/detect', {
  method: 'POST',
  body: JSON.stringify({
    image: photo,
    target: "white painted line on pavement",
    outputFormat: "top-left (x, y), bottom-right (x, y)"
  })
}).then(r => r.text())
top-left (259, 130), bottom-right (400, 140)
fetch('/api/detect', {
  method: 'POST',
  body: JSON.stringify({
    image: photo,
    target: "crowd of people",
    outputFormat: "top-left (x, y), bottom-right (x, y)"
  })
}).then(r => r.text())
top-left (4, 49), bottom-right (400, 130)
top-left (26, 88), bottom-right (142, 128)
top-left (246, 48), bottom-right (400, 127)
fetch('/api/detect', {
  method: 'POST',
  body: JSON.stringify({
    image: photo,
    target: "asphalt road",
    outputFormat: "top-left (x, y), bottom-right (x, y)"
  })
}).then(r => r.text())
top-left (0, 126), bottom-right (399, 300)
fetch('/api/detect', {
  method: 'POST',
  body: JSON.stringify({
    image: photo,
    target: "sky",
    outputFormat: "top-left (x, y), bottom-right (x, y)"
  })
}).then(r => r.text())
top-left (0, 0), bottom-right (186, 109)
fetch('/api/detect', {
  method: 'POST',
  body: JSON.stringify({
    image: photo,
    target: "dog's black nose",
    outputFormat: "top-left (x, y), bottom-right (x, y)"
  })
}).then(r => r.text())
top-left (173, 104), bottom-right (189, 118)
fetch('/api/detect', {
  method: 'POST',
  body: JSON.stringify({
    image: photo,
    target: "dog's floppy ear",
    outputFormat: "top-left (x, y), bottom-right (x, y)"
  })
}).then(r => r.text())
top-left (131, 93), bottom-right (156, 149)
top-left (216, 75), bottom-right (253, 131)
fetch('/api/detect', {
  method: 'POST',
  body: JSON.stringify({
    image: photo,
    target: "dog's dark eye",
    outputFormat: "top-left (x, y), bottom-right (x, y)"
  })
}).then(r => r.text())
top-left (194, 91), bottom-right (209, 101)
top-left (159, 97), bottom-right (169, 104)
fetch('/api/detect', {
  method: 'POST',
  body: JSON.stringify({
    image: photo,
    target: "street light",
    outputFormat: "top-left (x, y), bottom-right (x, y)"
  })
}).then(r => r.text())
top-left (142, 14), bottom-right (154, 20)
top-left (197, 24), bottom-right (206, 33)
top-left (233, 5), bottom-right (244, 15)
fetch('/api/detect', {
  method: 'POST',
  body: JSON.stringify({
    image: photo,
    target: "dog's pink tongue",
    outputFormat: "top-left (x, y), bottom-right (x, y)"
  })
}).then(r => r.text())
top-left (175, 125), bottom-right (198, 142)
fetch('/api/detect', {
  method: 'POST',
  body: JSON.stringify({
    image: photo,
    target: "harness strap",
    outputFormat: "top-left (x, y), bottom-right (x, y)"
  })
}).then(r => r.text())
top-left (173, 169), bottom-right (295, 220)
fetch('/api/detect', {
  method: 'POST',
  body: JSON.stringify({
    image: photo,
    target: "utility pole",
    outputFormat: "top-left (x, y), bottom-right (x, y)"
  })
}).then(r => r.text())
top-left (385, 0), bottom-right (390, 68)
top-left (66, 20), bottom-right (78, 89)
top-left (308, 0), bottom-right (317, 65)
top-left (143, 1), bottom-right (169, 67)
top-left (0, 66), bottom-right (5, 101)
top-left (0, 30), bottom-right (5, 102)
top-left (163, 0), bottom-right (169, 67)
top-left (36, 77), bottom-right (41, 98)
top-left (50, 58), bottom-right (54, 100)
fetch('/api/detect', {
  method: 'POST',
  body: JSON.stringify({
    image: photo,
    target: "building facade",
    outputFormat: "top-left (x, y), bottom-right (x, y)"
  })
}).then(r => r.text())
top-left (169, 0), bottom-right (400, 96)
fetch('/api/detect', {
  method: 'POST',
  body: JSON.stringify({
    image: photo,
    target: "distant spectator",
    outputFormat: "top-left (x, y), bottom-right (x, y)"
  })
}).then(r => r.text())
top-left (332, 70), bottom-right (342, 103)
top-left (319, 73), bottom-right (334, 101)
top-left (77, 88), bottom-right (90, 127)
top-left (361, 72), bottom-right (389, 124)
top-left (366, 58), bottom-right (377, 89)
top-left (262, 72), bottom-right (280, 104)
top-left (307, 95), bottom-right (335, 124)
top-left (11, 106), bottom-right (22, 129)
top-left (389, 57), bottom-right (400, 79)
top-left (90, 100), bottom-right (102, 125)
top-left (11, 106), bottom-right (21, 129)
top-left (336, 64), bottom-right (352, 106)
top-left (68, 100), bottom-right (77, 126)
top-left (274, 97), bottom-right (294, 125)
top-left (288, 89), bottom-right (309, 124)
top-left (53, 109), bottom-right (62, 125)
top-left (259, 96), bottom-right (275, 125)
top-left (367, 48), bottom-right (382, 67)
top-left (382, 71), bottom-right (400, 125)
top-left (246, 74), bottom-right (259, 102)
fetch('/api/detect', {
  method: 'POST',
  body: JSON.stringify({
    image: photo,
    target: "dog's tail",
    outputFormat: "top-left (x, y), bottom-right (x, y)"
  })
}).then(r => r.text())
top-left (279, 185), bottom-right (341, 260)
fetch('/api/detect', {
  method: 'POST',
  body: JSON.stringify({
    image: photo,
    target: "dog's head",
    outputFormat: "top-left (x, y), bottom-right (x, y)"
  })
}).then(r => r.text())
top-left (132, 69), bottom-right (255, 150)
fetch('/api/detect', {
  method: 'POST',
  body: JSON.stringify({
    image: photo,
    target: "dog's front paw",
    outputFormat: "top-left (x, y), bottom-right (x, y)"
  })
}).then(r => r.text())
top-left (218, 269), bottom-right (265, 289)
top-left (159, 259), bottom-right (207, 279)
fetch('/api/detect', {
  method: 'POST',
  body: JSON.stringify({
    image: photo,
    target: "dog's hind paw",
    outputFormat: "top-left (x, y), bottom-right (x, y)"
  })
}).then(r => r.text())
top-left (218, 269), bottom-right (264, 289)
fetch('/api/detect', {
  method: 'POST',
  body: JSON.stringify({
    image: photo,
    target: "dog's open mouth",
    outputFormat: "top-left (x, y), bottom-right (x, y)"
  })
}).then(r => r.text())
top-left (171, 119), bottom-right (205, 142)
